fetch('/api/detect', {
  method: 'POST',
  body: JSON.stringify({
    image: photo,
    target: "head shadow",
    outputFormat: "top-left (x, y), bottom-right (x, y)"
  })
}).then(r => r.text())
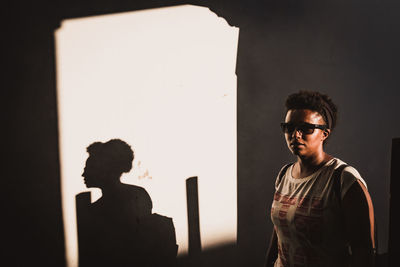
top-left (82, 139), bottom-right (134, 190)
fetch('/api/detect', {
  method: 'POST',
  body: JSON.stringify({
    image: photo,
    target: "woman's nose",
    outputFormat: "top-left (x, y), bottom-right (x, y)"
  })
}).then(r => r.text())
top-left (291, 128), bottom-right (302, 139)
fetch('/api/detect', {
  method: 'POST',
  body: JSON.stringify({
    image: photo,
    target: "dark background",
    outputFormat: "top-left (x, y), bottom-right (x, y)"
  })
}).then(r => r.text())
top-left (5, 0), bottom-right (400, 266)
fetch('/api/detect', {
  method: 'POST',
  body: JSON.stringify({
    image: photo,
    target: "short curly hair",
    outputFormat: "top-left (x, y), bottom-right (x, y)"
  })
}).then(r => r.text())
top-left (87, 139), bottom-right (134, 174)
top-left (285, 90), bottom-right (338, 130)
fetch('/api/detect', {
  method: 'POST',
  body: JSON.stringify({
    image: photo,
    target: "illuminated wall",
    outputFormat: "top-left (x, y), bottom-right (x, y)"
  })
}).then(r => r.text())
top-left (55, 5), bottom-right (239, 267)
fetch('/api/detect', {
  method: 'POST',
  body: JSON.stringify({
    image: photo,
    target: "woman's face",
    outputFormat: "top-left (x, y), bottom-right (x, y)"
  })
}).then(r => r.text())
top-left (283, 109), bottom-right (329, 158)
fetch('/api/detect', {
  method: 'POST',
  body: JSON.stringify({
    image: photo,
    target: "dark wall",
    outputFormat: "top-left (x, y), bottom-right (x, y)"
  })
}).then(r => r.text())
top-left (232, 2), bottom-right (400, 265)
top-left (5, 0), bottom-right (400, 266)
top-left (5, 2), bottom-right (64, 266)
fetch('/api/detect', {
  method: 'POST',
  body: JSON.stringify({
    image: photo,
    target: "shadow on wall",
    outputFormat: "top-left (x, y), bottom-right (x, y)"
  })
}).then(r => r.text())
top-left (176, 243), bottom-right (240, 267)
top-left (76, 139), bottom-right (178, 267)
top-left (175, 177), bottom-right (240, 267)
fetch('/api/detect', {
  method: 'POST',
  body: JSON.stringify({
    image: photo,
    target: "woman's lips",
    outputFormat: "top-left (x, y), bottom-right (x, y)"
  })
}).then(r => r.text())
top-left (291, 142), bottom-right (304, 147)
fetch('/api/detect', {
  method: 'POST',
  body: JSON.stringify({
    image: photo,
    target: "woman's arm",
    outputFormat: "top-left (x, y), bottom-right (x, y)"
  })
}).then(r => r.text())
top-left (265, 227), bottom-right (278, 267)
top-left (342, 180), bottom-right (375, 267)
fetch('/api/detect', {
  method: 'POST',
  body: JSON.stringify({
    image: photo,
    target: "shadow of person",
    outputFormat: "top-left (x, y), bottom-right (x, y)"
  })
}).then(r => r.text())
top-left (76, 139), bottom-right (178, 267)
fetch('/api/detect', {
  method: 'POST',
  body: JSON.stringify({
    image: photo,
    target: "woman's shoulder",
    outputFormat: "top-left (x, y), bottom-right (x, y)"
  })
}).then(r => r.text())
top-left (332, 158), bottom-right (364, 181)
top-left (331, 158), bottom-right (368, 197)
top-left (279, 162), bottom-right (294, 174)
top-left (275, 163), bottom-right (294, 182)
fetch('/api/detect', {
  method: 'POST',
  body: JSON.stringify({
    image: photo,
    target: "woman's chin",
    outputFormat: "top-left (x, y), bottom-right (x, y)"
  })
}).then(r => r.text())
top-left (291, 147), bottom-right (306, 157)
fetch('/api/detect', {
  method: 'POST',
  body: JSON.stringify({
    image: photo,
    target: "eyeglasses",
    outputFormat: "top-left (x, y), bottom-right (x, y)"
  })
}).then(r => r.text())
top-left (280, 122), bottom-right (327, 135)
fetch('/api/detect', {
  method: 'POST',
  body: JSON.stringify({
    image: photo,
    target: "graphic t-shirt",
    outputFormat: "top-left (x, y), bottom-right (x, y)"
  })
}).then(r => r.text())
top-left (271, 158), bottom-right (367, 267)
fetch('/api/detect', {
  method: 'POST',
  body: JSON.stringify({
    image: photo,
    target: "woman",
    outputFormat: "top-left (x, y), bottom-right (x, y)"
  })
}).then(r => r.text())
top-left (265, 91), bottom-right (375, 267)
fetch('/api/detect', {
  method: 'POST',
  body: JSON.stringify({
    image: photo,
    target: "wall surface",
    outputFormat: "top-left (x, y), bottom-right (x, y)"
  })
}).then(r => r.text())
top-left (5, 0), bottom-right (400, 266)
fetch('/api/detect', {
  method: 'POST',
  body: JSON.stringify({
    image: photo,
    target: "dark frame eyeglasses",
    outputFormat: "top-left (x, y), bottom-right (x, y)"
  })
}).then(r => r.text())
top-left (280, 122), bottom-right (328, 135)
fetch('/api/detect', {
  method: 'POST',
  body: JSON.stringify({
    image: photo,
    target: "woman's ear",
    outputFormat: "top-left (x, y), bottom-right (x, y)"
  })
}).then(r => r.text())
top-left (322, 128), bottom-right (331, 141)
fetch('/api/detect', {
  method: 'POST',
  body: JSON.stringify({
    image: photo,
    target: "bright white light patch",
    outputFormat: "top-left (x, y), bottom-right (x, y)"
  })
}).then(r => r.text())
top-left (55, 5), bottom-right (238, 267)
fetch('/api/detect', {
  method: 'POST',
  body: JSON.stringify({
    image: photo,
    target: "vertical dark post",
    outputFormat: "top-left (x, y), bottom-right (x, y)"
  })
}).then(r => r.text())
top-left (389, 138), bottom-right (400, 267)
top-left (186, 176), bottom-right (202, 257)
top-left (76, 192), bottom-right (92, 267)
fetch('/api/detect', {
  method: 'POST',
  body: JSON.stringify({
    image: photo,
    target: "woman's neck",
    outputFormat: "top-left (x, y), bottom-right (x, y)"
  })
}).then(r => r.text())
top-left (294, 152), bottom-right (333, 178)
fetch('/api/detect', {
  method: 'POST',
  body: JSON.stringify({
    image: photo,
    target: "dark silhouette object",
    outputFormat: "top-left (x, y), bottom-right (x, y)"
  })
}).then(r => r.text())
top-left (186, 177), bottom-right (202, 257)
top-left (76, 139), bottom-right (178, 267)
top-left (185, 176), bottom-right (203, 267)
top-left (389, 138), bottom-right (400, 267)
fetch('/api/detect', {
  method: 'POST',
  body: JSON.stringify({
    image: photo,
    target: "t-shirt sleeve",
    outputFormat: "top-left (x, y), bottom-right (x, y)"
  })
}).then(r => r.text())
top-left (340, 166), bottom-right (368, 200)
